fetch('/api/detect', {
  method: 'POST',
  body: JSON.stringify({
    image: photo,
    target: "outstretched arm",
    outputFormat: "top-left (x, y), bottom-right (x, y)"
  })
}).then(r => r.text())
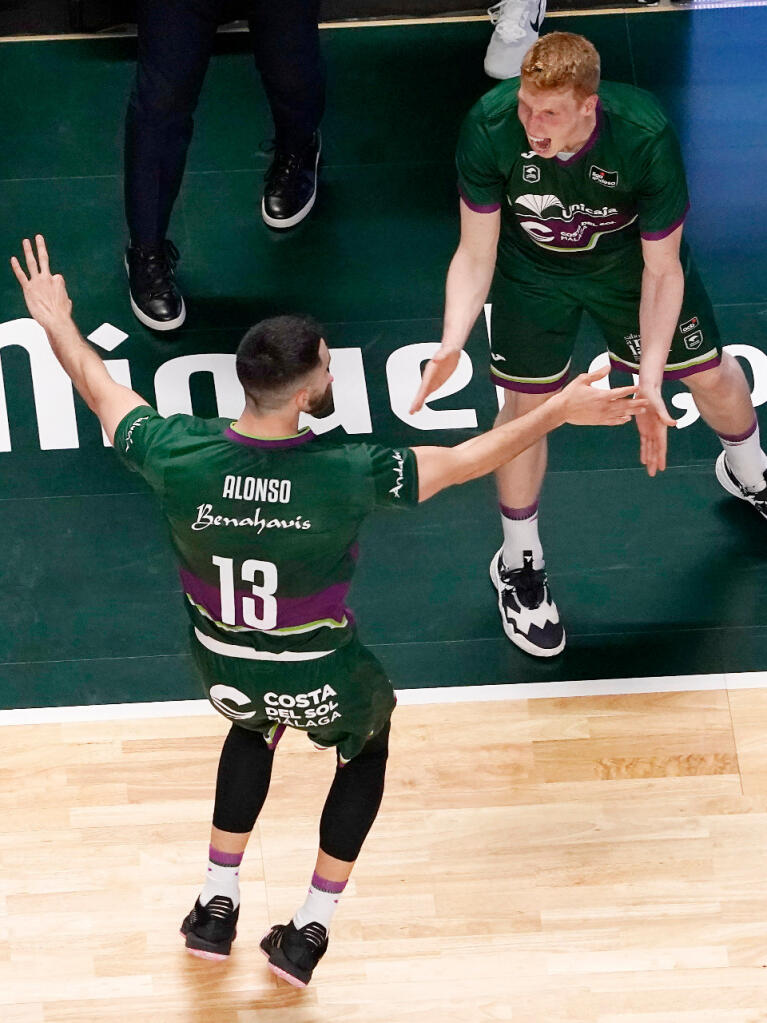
top-left (410, 201), bottom-right (500, 414)
top-left (636, 225), bottom-right (683, 476)
top-left (414, 367), bottom-right (648, 502)
top-left (11, 236), bottom-right (149, 445)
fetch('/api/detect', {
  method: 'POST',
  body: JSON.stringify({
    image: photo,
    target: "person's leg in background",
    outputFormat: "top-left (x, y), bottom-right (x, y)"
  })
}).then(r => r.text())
top-left (248, 0), bottom-right (325, 228)
top-left (124, 0), bottom-right (220, 329)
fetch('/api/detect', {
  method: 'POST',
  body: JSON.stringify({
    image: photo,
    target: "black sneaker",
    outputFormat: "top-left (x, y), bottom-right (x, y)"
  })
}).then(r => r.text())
top-left (490, 548), bottom-right (565, 657)
top-left (261, 133), bottom-right (321, 230)
top-left (125, 239), bottom-right (186, 331)
top-left (715, 451), bottom-right (767, 520)
top-left (180, 895), bottom-right (239, 961)
top-left (259, 920), bottom-right (328, 987)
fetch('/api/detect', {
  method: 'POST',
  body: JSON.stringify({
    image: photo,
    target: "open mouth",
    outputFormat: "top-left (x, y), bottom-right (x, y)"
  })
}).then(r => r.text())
top-left (528, 135), bottom-right (552, 155)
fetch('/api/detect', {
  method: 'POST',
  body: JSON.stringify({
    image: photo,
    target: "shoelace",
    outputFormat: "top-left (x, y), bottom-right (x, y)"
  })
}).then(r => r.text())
top-left (204, 896), bottom-right (233, 921)
top-left (499, 561), bottom-right (546, 610)
top-left (299, 922), bottom-right (328, 949)
top-left (134, 240), bottom-right (179, 300)
top-left (266, 148), bottom-right (304, 189)
top-left (488, 0), bottom-right (529, 43)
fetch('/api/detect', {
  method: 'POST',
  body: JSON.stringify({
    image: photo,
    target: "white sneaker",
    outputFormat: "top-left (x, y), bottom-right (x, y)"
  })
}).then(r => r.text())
top-left (715, 451), bottom-right (767, 520)
top-left (484, 0), bottom-right (546, 80)
top-left (490, 548), bottom-right (565, 657)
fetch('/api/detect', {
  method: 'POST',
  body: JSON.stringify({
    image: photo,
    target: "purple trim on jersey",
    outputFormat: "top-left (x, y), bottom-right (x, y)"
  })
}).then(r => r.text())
top-left (458, 187), bottom-right (501, 214)
top-left (500, 500), bottom-right (539, 521)
top-left (225, 426), bottom-right (316, 449)
top-left (491, 371), bottom-right (570, 394)
top-left (180, 567), bottom-right (351, 630)
top-left (718, 419), bottom-right (758, 444)
top-left (553, 100), bottom-right (602, 166)
top-left (609, 352), bottom-right (721, 381)
top-left (640, 203), bottom-right (690, 241)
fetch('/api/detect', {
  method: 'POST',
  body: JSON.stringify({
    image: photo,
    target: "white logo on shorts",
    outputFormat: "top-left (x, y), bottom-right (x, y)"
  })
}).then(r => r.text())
top-left (209, 684), bottom-right (256, 720)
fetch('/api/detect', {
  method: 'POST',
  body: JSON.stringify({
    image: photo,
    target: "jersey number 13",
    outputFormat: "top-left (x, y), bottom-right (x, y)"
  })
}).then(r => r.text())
top-left (212, 555), bottom-right (278, 630)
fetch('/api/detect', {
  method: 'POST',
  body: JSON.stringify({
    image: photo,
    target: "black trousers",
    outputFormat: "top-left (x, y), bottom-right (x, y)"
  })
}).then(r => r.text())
top-left (125, 0), bottom-right (325, 246)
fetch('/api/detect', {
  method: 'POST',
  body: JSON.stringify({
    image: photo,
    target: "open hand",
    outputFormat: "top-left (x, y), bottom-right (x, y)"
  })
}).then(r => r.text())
top-left (636, 385), bottom-right (677, 476)
top-left (10, 235), bottom-right (72, 333)
top-left (409, 345), bottom-right (462, 415)
top-left (559, 365), bottom-right (649, 426)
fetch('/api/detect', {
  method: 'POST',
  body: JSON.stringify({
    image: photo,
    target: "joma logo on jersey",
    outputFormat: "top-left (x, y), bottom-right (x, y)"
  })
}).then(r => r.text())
top-left (589, 165), bottom-right (619, 188)
top-left (684, 330), bottom-right (704, 351)
top-left (522, 166), bottom-right (540, 183)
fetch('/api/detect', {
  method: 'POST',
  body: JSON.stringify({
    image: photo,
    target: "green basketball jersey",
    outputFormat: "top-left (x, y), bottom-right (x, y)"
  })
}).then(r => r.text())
top-left (114, 407), bottom-right (419, 658)
top-left (457, 80), bottom-right (689, 275)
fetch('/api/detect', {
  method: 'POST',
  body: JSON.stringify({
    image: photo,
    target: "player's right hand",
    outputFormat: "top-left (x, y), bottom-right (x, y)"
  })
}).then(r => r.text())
top-left (558, 365), bottom-right (649, 426)
top-left (409, 345), bottom-right (462, 415)
top-left (10, 235), bottom-right (73, 333)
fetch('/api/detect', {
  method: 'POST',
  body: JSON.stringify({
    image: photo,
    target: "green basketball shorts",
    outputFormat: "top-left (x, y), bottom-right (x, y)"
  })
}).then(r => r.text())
top-left (488, 244), bottom-right (722, 393)
top-left (190, 629), bottom-right (396, 764)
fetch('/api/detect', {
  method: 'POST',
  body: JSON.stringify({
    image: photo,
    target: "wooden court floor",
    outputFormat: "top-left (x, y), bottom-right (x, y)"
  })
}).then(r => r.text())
top-left (3, 689), bottom-right (767, 1022)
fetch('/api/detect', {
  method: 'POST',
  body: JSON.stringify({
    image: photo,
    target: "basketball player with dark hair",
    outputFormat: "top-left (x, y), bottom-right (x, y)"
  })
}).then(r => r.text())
top-left (11, 235), bottom-right (644, 987)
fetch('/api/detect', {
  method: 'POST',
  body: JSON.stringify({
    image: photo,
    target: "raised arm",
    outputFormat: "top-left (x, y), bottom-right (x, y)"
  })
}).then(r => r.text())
top-left (414, 367), bottom-right (647, 501)
top-left (409, 200), bottom-right (500, 414)
top-left (11, 236), bottom-right (149, 445)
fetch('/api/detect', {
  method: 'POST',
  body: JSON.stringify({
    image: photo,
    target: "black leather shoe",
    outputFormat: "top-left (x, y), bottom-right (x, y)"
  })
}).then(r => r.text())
top-left (261, 133), bottom-right (321, 229)
top-left (125, 239), bottom-right (186, 331)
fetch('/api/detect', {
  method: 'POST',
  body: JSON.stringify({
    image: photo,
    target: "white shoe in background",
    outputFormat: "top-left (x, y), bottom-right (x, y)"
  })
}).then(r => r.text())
top-left (484, 0), bottom-right (546, 80)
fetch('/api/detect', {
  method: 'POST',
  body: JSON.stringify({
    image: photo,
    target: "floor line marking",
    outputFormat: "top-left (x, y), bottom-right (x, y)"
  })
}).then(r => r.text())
top-left (1, 670), bottom-right (764, 726)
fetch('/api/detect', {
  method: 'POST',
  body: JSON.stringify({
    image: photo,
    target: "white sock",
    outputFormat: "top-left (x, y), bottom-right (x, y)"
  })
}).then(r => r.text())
top-left (719, 419), bottom-right (767, 493)
top-left (292, 872), bottom-right (347, 931)
top-left (500, 501), bottom-right (544, 570)
top-left (199, 846), bottom-right (242, 909)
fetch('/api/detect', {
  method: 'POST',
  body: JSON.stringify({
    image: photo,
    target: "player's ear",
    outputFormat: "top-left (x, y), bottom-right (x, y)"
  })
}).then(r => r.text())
top-left (582, 93), bottom-right (598, 117)
top-left (294, 386), bottom-right (312, 413)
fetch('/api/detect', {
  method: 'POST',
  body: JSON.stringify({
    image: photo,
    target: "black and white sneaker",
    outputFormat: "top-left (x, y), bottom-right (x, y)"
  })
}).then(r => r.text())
top-left (490, 548), bottom-right (565, 657)
top-left (261, 133), bottom-right (321, 230)
top-left (125, 239), bottom-right (186, 331)
top-left (259, 920), bottom-right (328, 987)
top-left (180, 895), bottom-right (239, 960)
top-left (715, 451), bottom-right (767, 520)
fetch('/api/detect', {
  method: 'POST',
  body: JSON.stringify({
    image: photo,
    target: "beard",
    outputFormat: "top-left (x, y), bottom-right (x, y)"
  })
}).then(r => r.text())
top-left (307, 382), bottom-right (335, 418)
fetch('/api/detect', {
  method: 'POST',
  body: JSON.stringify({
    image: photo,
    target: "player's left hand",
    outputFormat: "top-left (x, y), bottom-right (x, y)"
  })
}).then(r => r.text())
top-left (636, 385), bottom-right (676, 476)
top-left (10, 235), bottom-right (73, 333)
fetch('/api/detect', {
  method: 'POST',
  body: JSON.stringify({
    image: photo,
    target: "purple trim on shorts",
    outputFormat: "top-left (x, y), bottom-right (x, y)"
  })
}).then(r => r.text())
top-left (640, 203), bottom-right (690, 241)
top-left (609, 352), bottom-right (721, 381)
top-left (266, 723), bottom-right (287, 751)
top-left (209, 845), bottom-right (243, 867)
top-left (491, 371), bottom-right (570, 394)
top-left (554, 101), bottom-right (602, 166)
top-left (225, 427), bottom-right (316, 449)
top-left (180, 568), bottom-right (350, 629)
top-left (499, 500), bottom-right (539, 521)
top-left (718, 419), bottom-right (758, 444)
top-left (458, 186), bottom-right (501, 214)
top-left (311, 872), bottom-right (347, 895)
